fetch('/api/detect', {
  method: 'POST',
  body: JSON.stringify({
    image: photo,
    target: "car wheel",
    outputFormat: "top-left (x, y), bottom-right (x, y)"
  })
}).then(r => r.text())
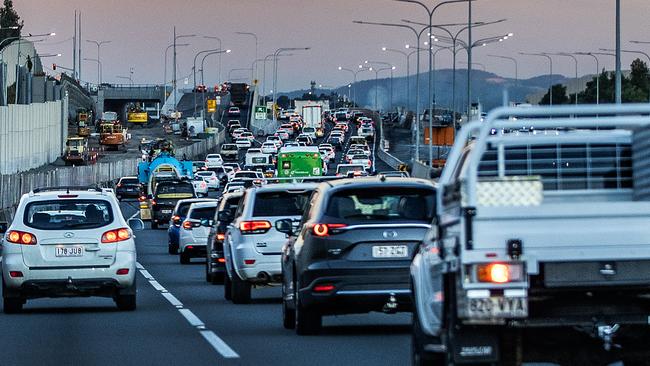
top-left (282, 280), bottom-right (296, 329)
top-left (412, 309), bottom-right (445, 366)
top-left (151, 221), bottom-right (159, 230)
top-left (205, 263), bottom-right (213, 282)
top-left (231, 272), bottom-right (251, 304)
top-left (116, 195), bottom-right (122, 201)
top-left (2, 279), bottom-right (23, 314)
top-left (223, 272), bottom-right (233, 300)
top-left (180, 251), bottom-right (190, 264)
top-left (168, 243), bottom-right (178, 255)
top-left (115, 293), bottom-right (137, 311)
top-left (295, 289), bottom-right (321, 335)
top-left (211, 272), bottom-right (224, 285)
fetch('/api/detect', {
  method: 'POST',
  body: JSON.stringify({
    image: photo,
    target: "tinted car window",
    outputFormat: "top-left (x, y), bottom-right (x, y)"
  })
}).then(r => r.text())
top-left (252, 191), bottom-right (312, 217)
top-left (155, 183), bottom-right (195, 197)
top-left (325, 187), bottom-right (435, 222)
top-left (120, 178), bottom-right (139, 185)
top-left (24, 200), bottom-right (114, 230)
top-left (176, 202), bottom-right (193, 217)
top-left (190, 207), bottom-right (217, 220)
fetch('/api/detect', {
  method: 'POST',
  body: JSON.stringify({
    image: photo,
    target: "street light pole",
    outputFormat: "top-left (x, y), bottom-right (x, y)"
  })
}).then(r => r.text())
top-left (193, 48), bottom-right (231, 116)
top-left (272, 47), bottom-right (310, 124)
top-left (86, 39), bottom-right (110, 85)
top-left (520, 52), bottom-right (553, 106)
top-left (615, 0), bottom-right (622, 104)
top-left (164, 43), bottom-right (189, 103)
top-left (236, 32), bottom-right (259, 81)
top-left (547, 53), bottom-right (578, 105)
top-left (338, 66), bottom-right (369, 106)
top-left (382, 47), bottom-right (410, 112)
top-left (575, 52), bottom-right (599, 104)
top-left (83, 58), bottom-right (102, 85)
top-left (487, 54), bottom-right (518, 88)
top-left (203, 36), bottom-right (222, 84)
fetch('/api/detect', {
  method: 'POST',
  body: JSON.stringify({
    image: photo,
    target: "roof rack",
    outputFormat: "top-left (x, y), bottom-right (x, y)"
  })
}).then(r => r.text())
top-left (32, 186), bottom-right (103, 194)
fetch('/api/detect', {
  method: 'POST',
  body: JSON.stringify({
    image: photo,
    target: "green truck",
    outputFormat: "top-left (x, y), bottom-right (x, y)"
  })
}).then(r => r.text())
top-left (276, 146), bottom-right (324, 178)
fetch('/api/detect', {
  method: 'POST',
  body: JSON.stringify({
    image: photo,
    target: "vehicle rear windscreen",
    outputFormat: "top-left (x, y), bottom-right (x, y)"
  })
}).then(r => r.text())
top-left (253, 191), bottom-right (313, 216)
top-left (120, 178), bottom-right (139, 185)
top-left (176, 202), bottom-right (193, 217)
top-left (190, 207), bottom-right (217, 220)
top-left (155, 183), bottom-right (195, 199)
top-left (325, 187), bottom-right (435, 222)
top-left (337, 165), bottom-right (364, 175)
top-left (24, 200), bottom-right (114, 230)
top-left (236, 172), bottom-right (259, 179)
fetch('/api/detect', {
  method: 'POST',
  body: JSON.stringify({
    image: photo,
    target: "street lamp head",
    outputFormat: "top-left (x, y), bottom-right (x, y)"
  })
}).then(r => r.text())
top-left (358, 64), bottom-right (363, 69)
top-left (49, 32), bottom-right (56, 36)
top-left (482, 43), bottom-right (487, 47)
top-left (508, 33), bottom-right (514, 37)
top-left (364, 60), bottom-right (369, 64)
top-left (369, 67), bottom-right (373, 71)
top-left (338, 66), bottom-right (343, 70)
top-left (392, 66), bottom-right (396, 70)
top-left (405, 44), bottom-right (410, 49)
top-left (56, 53), bottom-right (62, 57)
top-left (381, 47), bottom-right (387, 51)
top-left (226, 49), bottom-right (232, 53)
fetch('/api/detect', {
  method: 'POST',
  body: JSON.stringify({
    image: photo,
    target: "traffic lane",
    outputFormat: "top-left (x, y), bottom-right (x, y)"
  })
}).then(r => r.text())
top-left (135, 223), bottom-right (412, 366)
top-left (0, 211), bottom-right (220, 366)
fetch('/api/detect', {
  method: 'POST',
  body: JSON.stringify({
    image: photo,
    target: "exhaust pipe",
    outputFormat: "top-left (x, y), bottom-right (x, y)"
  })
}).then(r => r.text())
top-left (382, 293), bottom-right (398, 314)
top-left (257, 271), bottom-right (271, 282)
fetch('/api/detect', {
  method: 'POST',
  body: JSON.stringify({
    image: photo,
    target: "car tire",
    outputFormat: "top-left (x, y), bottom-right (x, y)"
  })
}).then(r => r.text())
top-left (116, 195), bottom-right (122, 201)
top-left (2, 277), bottom-right (24, 314)
top-left (211, 272), bottom-right (224, 285)
top-left (115, 293), bottom-right (137, 311)
top-left (168, 243), bottom-right (178, 255)
top-left (151, 221), bottom-right (159, 230)
top-left (295, 291), bottom-right (321, 335)
top-left (412, 309), bottom-right (445, 366)
top-left (224, 272), bottom-right (233, 301)
top-left (180, 251), bottom-right (191, 264)
top-left (231, 272), bottom-right (251, 304)
top-left (282, 281), bottom-right (296, 329)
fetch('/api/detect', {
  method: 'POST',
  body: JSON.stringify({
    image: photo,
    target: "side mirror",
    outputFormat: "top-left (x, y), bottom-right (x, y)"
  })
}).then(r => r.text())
top-left (128, 218), bottom-right (145, 231)
top-left (0, 222), bottom-right (7, 234)
top-left (275, 219), bottom-right (294, 236)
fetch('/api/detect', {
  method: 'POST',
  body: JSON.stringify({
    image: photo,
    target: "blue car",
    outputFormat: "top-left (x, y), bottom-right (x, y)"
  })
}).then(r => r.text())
top-left (168, 198), bottom-right (218, 254)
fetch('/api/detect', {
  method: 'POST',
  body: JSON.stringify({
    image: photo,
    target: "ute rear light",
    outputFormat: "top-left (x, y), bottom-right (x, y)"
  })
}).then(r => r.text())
top-left (476, 263), bottom-right (524, 284)
top-left (101, 228), bottom-right (131, 243)
top-left (7, 230), bottom-right (37, 245)
top-left (182, 221), bottom-right (193, 230)
top-left (217, 233), bottom-right (225, 241)
top-left (311, 223), bottom-right (347, 237)
top-left (244, 259), bottom-right (256, 265)
top-left (240, 220), bottom-right (272, 234)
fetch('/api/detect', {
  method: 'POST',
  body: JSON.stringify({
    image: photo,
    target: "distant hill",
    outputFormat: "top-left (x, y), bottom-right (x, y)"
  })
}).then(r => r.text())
top-left (278, 69), bottom-right (609, 112)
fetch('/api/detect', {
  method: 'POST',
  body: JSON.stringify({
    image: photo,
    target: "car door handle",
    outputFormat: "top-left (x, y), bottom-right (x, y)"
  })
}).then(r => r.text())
top-left (86, 247), bottom-right (101, 252)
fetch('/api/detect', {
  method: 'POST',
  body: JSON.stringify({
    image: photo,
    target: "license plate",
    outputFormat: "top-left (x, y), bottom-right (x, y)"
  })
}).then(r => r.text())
top-left (55, 246), bottom-right (84, 257)
top-left (467, 297), bottom-right (528, 318)
top-left (372, 245), bottom-right (408, 258)
top-left (162, 209), bottom-right (172, 214)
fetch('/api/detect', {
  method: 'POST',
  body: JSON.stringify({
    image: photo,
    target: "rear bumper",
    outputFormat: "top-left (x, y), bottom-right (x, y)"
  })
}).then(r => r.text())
top-left (208, 250), bottom-right (226, 274)
top-left (181, 243), bottom-right (207, 257)
top-left (298, 265), bottom-right (412, 314)
top-left (16, 278), bottom-right (131, 299)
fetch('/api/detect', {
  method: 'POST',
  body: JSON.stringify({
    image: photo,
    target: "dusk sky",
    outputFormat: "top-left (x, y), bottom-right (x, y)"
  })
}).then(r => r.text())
top-left (15, 0), bottom-right (650, 91)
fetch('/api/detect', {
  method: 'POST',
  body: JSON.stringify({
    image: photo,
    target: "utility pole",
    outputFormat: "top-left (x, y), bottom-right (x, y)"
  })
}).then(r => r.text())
top-left (173, 26), bottom-right (177, 111)
top-left (78, 12), bottom-right (82, 82)
top-left (73, 11), bottom-right (77, 79)
top-left (615, 0), bottom-right (622, 104)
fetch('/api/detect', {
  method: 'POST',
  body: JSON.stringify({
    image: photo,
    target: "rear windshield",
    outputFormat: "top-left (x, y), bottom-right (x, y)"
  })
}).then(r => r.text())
top-left (236, 172), bottom-right (259, 179)
top-left (24, 199), bottom-right (114, 230)
top-left (120, 178), bottom-right (139, 185)
top-left (304, 127), bottom-right (315, 132)
top-left (176, 202), bottom-right (193, 217)
top-left (196, 172), bottom-right (214, 177)
top-left (155, 183), bottom-right (195, 198)
top-left (190, 207), bottom-right (217, 220)
top-left (337, 165), bottom-right (364, 174)
top-left (325, 187), bottom-right (435, 222)
top-left (252, 191), bottom-right (313, 217)
top-left (222, 145), bottom-right (237, 150)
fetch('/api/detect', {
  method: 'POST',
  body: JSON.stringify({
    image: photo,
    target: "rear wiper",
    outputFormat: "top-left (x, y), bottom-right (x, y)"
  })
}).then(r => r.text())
top-left (343, 214), bottom-right (389, 220)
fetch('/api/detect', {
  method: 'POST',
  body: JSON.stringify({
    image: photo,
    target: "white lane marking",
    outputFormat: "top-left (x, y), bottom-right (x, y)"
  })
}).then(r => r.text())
top-left (136, 262), bottom-right (144, 270)
top-left (200, 330), bottom-right (240, 359)
top-left (128, 210), bottom-right (140, 221)
top-left (162, 291), bottom-right (184, 308)
top-left (136, 261), bottom-right (239, 359)
top-left (139, 269), bottom-right (154, 280)
top-left (149, 280), bottom-right (167, 292)
top-left (179, 308), bottom-right (205, 327)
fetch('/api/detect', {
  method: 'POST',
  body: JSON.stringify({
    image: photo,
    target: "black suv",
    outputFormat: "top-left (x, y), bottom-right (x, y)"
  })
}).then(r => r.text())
top-left (115, 176), bottom-right (143, 200)
top-left (279, 177), bottom-right (436, 334)
top-left (205, 191), bottom-right (243, 284)
top-left (151, 180), bottom-right (196, 229)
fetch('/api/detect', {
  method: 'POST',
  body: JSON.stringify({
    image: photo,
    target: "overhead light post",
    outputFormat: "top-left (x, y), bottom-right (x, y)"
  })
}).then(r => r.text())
top-left (488, 54), bottom-right (518, 88)
top-left (354, 20), bottom-right (430, 162)
top-left (83, 57), bottom-right (102, 84)
top-left (615, 0), bottom-right (621, 104)
top-left (163, 42), bottom-right (189, 102)
top-left (86, 39), bottom-right (110, 85)
top-left (337, 65), bottom-right (369, 107)
top-left (368, 65), bottom-right (395, 146)
top-left (575, 52), bottom-right (600, 104)
top-left (272, 47), bottom-right (310, 123)
top-left (382, 47), bottom-right (412, 112)
top-left (520, 52), bottom-right (553, 106)
top-left (200, 49), bottom-right (230, 118)
top-left (203, 36), bottom-right (223, 83)
top-left (236, 32), bottom-right (259, 81)
top-left (193, 48), bottom-right (231, 116)
top-left (601, 47), bottom-right (650, 103)
top-left (365, 61), bottom-right (396, 112)
top-left (116, 75), bottom-right (133, 85)
top-left (545, 52), bottom-right (579, 105)
top-left (171, 30), bottom-right (197, 111)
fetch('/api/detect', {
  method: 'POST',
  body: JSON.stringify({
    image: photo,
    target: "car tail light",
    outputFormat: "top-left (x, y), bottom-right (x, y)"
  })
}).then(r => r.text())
top-left (240, 220), bottom-right (272, 234)
top-left (138, 195), bottom-right (146, 202)
top-left (116, 268), bottom-right (130, 275)
top-left (117, 184), bottom-right (123, 188)
top-left (311, 223), bottom-right (347, 237)
top-left (476, 263), bottom-right (524, 284)
top-left (182, 221), bottom-right (193, 230)
top-left (6, 230), bottom-right (37, 245)
top-left (101, 228), bottom-right (131, 243)
top-left (9, 271), bottom-right (23, 278)
top-left (368, 160), bottom-right (372, 166)
top-left (201, 182), bottom-right (207, 189)
top-left (151, 199), bottom-right (157, 206)
top-left (218, 258), bottom-right (226, 263)
top-left (313, 284), bottom-right (335, 293)
top-left (217, 233), bottom-right (225, 241)
top-left (244, 259), bottom-right (256, 265)
top-left (58, 194), bottom-right (78, 198)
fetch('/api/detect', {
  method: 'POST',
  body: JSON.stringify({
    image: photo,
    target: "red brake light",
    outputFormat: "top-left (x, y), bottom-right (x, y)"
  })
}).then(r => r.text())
top-left (240, 220), bottom-right (272, 234)
top-left (7, 230), bottom-right (37, 245)
top-left (182, 221), bottom-right (193, 230)
top-left (101, 228), bottom-right (131, 243)
top-left (244, 259), bottom-right (256, 265)
top-left (116, 268), bottom-right (130, 275)
top-left (9, 271), bottom-right (23, 278)
top-left (312, 223), bottom-right (347, 237)
top-left (151, 199), bottom-right (157, 206)
top-left (476, 263), bottom-right (523, 283)
top-left (58, 194), bottom-right (79, 198)
top-left (313, 284), bottom-right (335, 293)
top-left (217, 233), bottom-right (225, 241)
top-left (218, 258), bottom-right (226, 263)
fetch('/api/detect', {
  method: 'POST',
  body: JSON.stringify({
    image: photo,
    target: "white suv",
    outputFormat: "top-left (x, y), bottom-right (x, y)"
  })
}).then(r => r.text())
top-left (1, 187), bottom-right (141, 313)
top-left (223, 184), bottom-right (317, 304)
top-left (178, 201), bottom-right (219, 264)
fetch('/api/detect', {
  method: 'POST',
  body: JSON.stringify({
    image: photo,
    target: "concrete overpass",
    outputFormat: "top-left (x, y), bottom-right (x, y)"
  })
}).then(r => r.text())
top-left (92, 84), bottom-right (166, 120)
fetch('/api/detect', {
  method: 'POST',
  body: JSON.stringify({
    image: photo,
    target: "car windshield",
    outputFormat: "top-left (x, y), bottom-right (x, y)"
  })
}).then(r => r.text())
top-left (222, 145), bottom-right (237, 150)
top-left (252, 191), bottom-right (313, 217)
top-left (190, 207), bottom-right (217, 220)
top-left (325, 187), bottom-right (435, 222)
top-left (24, 199), bottom-right (114, 230)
